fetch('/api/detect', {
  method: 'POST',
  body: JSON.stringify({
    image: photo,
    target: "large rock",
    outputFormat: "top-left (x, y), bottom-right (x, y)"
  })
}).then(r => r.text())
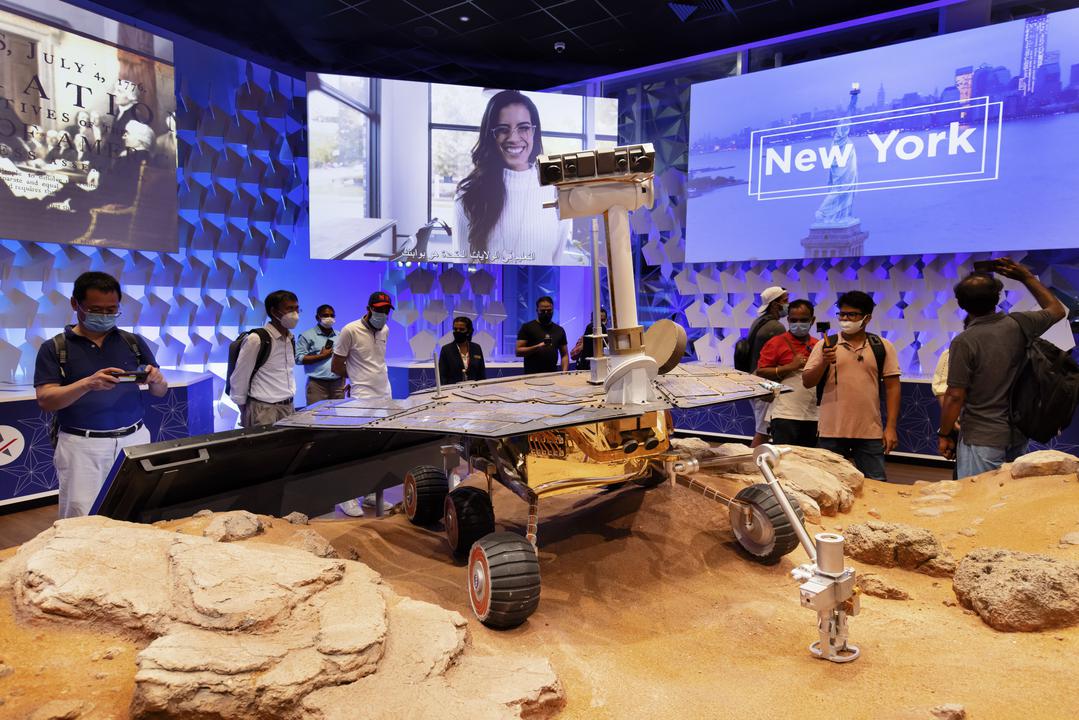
top-left (844, 521), bottom-right (956, 577)
top-left (670, 439), bottom-right (863, 517)
top-left (0, 516), bottom-right (562, 719)
top-left (952, 548), bottom-right (1079, 632)
top-left (1010, 450), bottom-right (1079, 479)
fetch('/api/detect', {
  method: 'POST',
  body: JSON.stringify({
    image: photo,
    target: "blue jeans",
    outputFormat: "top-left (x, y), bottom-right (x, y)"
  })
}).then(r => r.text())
top-left (956, 440), bottom-right (1028, 479)
top-left (818, 437), bottom-right (887, 481)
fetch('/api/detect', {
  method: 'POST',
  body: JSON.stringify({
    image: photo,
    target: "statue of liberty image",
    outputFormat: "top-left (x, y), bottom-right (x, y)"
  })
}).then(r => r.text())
top-left (813, 84), bottom-right (861, 227)
top-left (801, 83), bottom-right (868, 257)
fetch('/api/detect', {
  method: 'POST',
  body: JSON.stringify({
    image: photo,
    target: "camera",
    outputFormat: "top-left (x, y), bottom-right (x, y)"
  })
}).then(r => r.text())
top-left (537, 144), bottom-right (656, 187)
top-left (553, 41), bottom-right (566, 54)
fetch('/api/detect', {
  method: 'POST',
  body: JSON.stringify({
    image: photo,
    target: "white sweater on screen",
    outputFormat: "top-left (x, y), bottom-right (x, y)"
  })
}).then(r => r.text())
top-left (453, 166), bottom-right (572, 265)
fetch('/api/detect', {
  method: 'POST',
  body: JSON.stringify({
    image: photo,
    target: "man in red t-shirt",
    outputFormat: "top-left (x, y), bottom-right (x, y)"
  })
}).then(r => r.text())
top-left (755, 299), bottom-right (820, 447)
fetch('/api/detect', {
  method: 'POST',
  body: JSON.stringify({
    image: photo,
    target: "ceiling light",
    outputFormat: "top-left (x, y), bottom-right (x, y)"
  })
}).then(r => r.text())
top-left (459, 15), bottom-right (470, 22)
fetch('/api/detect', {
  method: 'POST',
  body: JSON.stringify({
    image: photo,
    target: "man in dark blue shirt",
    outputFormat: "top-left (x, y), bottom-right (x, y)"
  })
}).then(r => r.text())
top-left (34, 271), bottom-right (167, 517)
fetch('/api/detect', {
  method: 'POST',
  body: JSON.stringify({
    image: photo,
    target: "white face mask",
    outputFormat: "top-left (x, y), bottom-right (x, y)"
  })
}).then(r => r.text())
top-left (278, 311), bottom-right (300, 330)
top-left (318, 316), bottom-right (336, 329)
top-left (839, 319), bottom-right (864, 336)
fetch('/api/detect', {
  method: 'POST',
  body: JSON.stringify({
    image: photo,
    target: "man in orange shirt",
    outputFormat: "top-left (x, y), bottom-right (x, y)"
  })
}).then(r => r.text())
top-left (802, 291), bottom-right (901, 480)
top-left (755, 299), bottom-right (820, 447)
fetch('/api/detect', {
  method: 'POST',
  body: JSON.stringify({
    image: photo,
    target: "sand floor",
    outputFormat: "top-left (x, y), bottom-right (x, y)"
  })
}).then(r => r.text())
top-left (1, 465), bottom-right (1077, 719)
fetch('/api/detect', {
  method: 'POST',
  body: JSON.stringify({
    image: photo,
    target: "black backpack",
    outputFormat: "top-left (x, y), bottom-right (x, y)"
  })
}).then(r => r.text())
top-left (734, 318), bottom-right (766, 373)
top-left (1009, 318), bottom-right (1079, 443)
top-left (816, 333), bottom-right (886, 405)
top-left (224, 328), bottom-right (274, 396)
top-left (50, 330), bottom-right (145, 446)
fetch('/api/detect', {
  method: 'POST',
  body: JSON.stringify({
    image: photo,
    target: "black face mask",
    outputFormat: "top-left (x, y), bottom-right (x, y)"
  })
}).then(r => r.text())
top-left (538, 310), bottom-right (553, 324)
top-left (453, 330), bottom-right (471, 344)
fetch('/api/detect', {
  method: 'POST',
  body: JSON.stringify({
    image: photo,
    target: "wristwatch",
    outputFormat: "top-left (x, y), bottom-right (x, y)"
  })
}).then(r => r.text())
top-left (937, 427), bottom-right (958, 439)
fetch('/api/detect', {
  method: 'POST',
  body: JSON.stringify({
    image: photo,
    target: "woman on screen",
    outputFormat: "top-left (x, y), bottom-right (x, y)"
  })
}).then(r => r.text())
top-left (453, 90), bottom-right (571, 265)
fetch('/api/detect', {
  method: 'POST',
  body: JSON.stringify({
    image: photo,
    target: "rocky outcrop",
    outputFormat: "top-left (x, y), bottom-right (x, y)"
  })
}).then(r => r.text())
top-left (857, 573), bottom-right (911, 600)
top-left (844, 521), bottom-right (956, 577)
top-left (669, 439), bottom-right (863, 519)
top-left (952, 548), bottom-right (1079, 632)
top-left (284, 511), bottom-right (310, 525)
top-left (0, 517), bottom-right (562, 719)
top-left (931, 704), bottom-right (967, 720)
top-left (1009, 450), bottom-right (1079, 479)
top-left (286, 528), bottom-right (339, 558)
top-left (202, 510), bottom-right (267, 542)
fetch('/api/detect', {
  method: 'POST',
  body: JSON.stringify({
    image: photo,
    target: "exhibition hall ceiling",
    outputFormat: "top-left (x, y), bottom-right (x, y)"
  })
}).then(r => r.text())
top-left (71, 0), bottom-right (1072, 88)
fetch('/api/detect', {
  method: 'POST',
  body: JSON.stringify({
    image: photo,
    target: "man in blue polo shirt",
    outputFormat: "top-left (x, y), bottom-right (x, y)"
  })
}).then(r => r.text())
top-left (296, 304), bottom-right (345, 406)
top-left (35, 271), bottom-right (167, 518)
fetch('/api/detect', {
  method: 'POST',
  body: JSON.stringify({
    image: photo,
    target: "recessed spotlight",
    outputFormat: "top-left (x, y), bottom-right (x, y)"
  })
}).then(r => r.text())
top-left (459, 15), bottom-right (470, 22)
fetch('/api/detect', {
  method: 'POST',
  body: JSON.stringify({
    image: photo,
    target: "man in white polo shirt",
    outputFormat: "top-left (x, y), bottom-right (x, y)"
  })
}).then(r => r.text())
top-left (331, 291), bottom-right (394, 516)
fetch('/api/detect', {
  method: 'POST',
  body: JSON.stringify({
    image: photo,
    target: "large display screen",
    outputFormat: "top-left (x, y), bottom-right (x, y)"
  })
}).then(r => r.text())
top-left (686, 9), bottom-right (1079, 262)
top-left (0, 2), bottom-right (176, 251)
top-left (307, 75), bottom-right (617, 266)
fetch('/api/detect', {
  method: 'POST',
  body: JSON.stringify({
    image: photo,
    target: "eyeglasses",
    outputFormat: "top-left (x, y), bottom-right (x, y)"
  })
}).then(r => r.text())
top-left (80, 304), bottom-right (122, 316)
top-left (837, 311), bottom-right (865, 320)
top-left (490, 123), bottom-right (535, 142)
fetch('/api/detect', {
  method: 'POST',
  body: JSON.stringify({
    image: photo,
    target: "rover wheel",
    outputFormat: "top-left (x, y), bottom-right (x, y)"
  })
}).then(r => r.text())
top-left (729, 483), bottom-right (805, 564)
top-left (444, 487), bottom-right (495, 556)
top-left (467, 532), bottom-right (540, 629)
top-left (403, 465), bottom-right (448, 526)
top-left (633, 463), bottom-right (668, 489)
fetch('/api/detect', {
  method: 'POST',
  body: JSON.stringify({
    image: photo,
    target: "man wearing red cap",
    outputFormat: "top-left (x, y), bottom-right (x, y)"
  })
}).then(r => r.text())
top-left (332, 291), bottom-right (394, 401)
top-left (332, 291), bottom-right (396, 516)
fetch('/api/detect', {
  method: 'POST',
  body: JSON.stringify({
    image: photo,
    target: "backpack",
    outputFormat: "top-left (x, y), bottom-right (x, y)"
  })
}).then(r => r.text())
top-left (49, 330), bottom-right (145, 446)
top-left (224, 328), bottom-right (273, 396)
top-left (1008, 318), bottom-right (1079, 443)
top-left (734, 318), bottom-right (766, 373)
top-left (816, 333), bottom-right (886, 405)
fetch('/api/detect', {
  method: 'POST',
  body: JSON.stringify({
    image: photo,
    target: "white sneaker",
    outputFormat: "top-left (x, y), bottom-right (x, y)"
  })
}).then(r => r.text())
top-left (362, 493), bottom-right (394, 514)
top-left (336, 498), bottom-right (364, 517)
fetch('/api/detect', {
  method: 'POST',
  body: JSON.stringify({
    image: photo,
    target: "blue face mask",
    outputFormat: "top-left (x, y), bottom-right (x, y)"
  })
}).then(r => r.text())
top-left (368, 312), bottom-right (388, 330)
top-left (788, 321), bottom-right (812, 338)
top-left (82, 312), bottom-right (117, 333)
top-left (777, 303), bottom-right (790, 319)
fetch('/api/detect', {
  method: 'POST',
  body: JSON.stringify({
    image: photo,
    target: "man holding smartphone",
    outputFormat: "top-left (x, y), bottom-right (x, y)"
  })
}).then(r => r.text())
top-left (939, 258), bottom-right (1066, 477)
top-left (296, 304), bottom-right (345, 406)
top-left (34, 272), bottom-right (167, 518)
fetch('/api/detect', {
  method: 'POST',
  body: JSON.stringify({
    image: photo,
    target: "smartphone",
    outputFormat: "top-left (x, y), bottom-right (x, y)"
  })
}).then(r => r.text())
top-left (973, 260), bottom-right (997, 274)
top-left (323, 339), bottom-right (334, 350)
top-left (109, 370), bottom-right (149, 383)
top-left (816, 321), bottom-right (831, 335)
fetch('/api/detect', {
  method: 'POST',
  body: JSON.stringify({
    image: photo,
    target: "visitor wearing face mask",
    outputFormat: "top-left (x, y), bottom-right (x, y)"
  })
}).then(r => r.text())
top-left (229, 290), bottom-right (300, 428)
top-left (516, 296), bottom-right (569, 374)
top-left (438, 316), bottom-right (487, 384)
top-left (802, 291), bottom-right (901, 481)
top-left (747, 286), bottom-right (789, 447)
top-left (297, 304), bottom-right (345, 406)
top-left (332, 291), bottom-right (396, 517)
top-left (754, 299), bottom-right (820, 448)
top-left (35, 272), bottom-right (167, 518)
top-left (571, 308), bottom-right (608, 371)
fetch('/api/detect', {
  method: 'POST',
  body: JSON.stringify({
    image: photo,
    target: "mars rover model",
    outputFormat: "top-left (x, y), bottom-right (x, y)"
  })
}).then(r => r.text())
top-left (281, 144), bottom-right (861, 662)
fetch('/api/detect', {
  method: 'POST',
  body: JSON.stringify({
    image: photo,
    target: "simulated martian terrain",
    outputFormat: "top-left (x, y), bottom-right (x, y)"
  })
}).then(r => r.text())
top-left (1, 442), bottom-right (1078, 719)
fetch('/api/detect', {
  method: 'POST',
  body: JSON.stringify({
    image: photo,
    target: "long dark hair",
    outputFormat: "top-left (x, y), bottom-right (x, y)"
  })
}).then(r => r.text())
top-left (457, 90), bottom-right (544, 253)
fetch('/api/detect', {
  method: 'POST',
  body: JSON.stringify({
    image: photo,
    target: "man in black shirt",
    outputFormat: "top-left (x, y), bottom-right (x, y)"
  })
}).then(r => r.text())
top-left (517, 296), bottom-right (569, 374)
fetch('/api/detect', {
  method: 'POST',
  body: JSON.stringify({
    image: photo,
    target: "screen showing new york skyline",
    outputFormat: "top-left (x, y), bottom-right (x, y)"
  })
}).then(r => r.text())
top-left (686, 8), bottom-right (1079, 262)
